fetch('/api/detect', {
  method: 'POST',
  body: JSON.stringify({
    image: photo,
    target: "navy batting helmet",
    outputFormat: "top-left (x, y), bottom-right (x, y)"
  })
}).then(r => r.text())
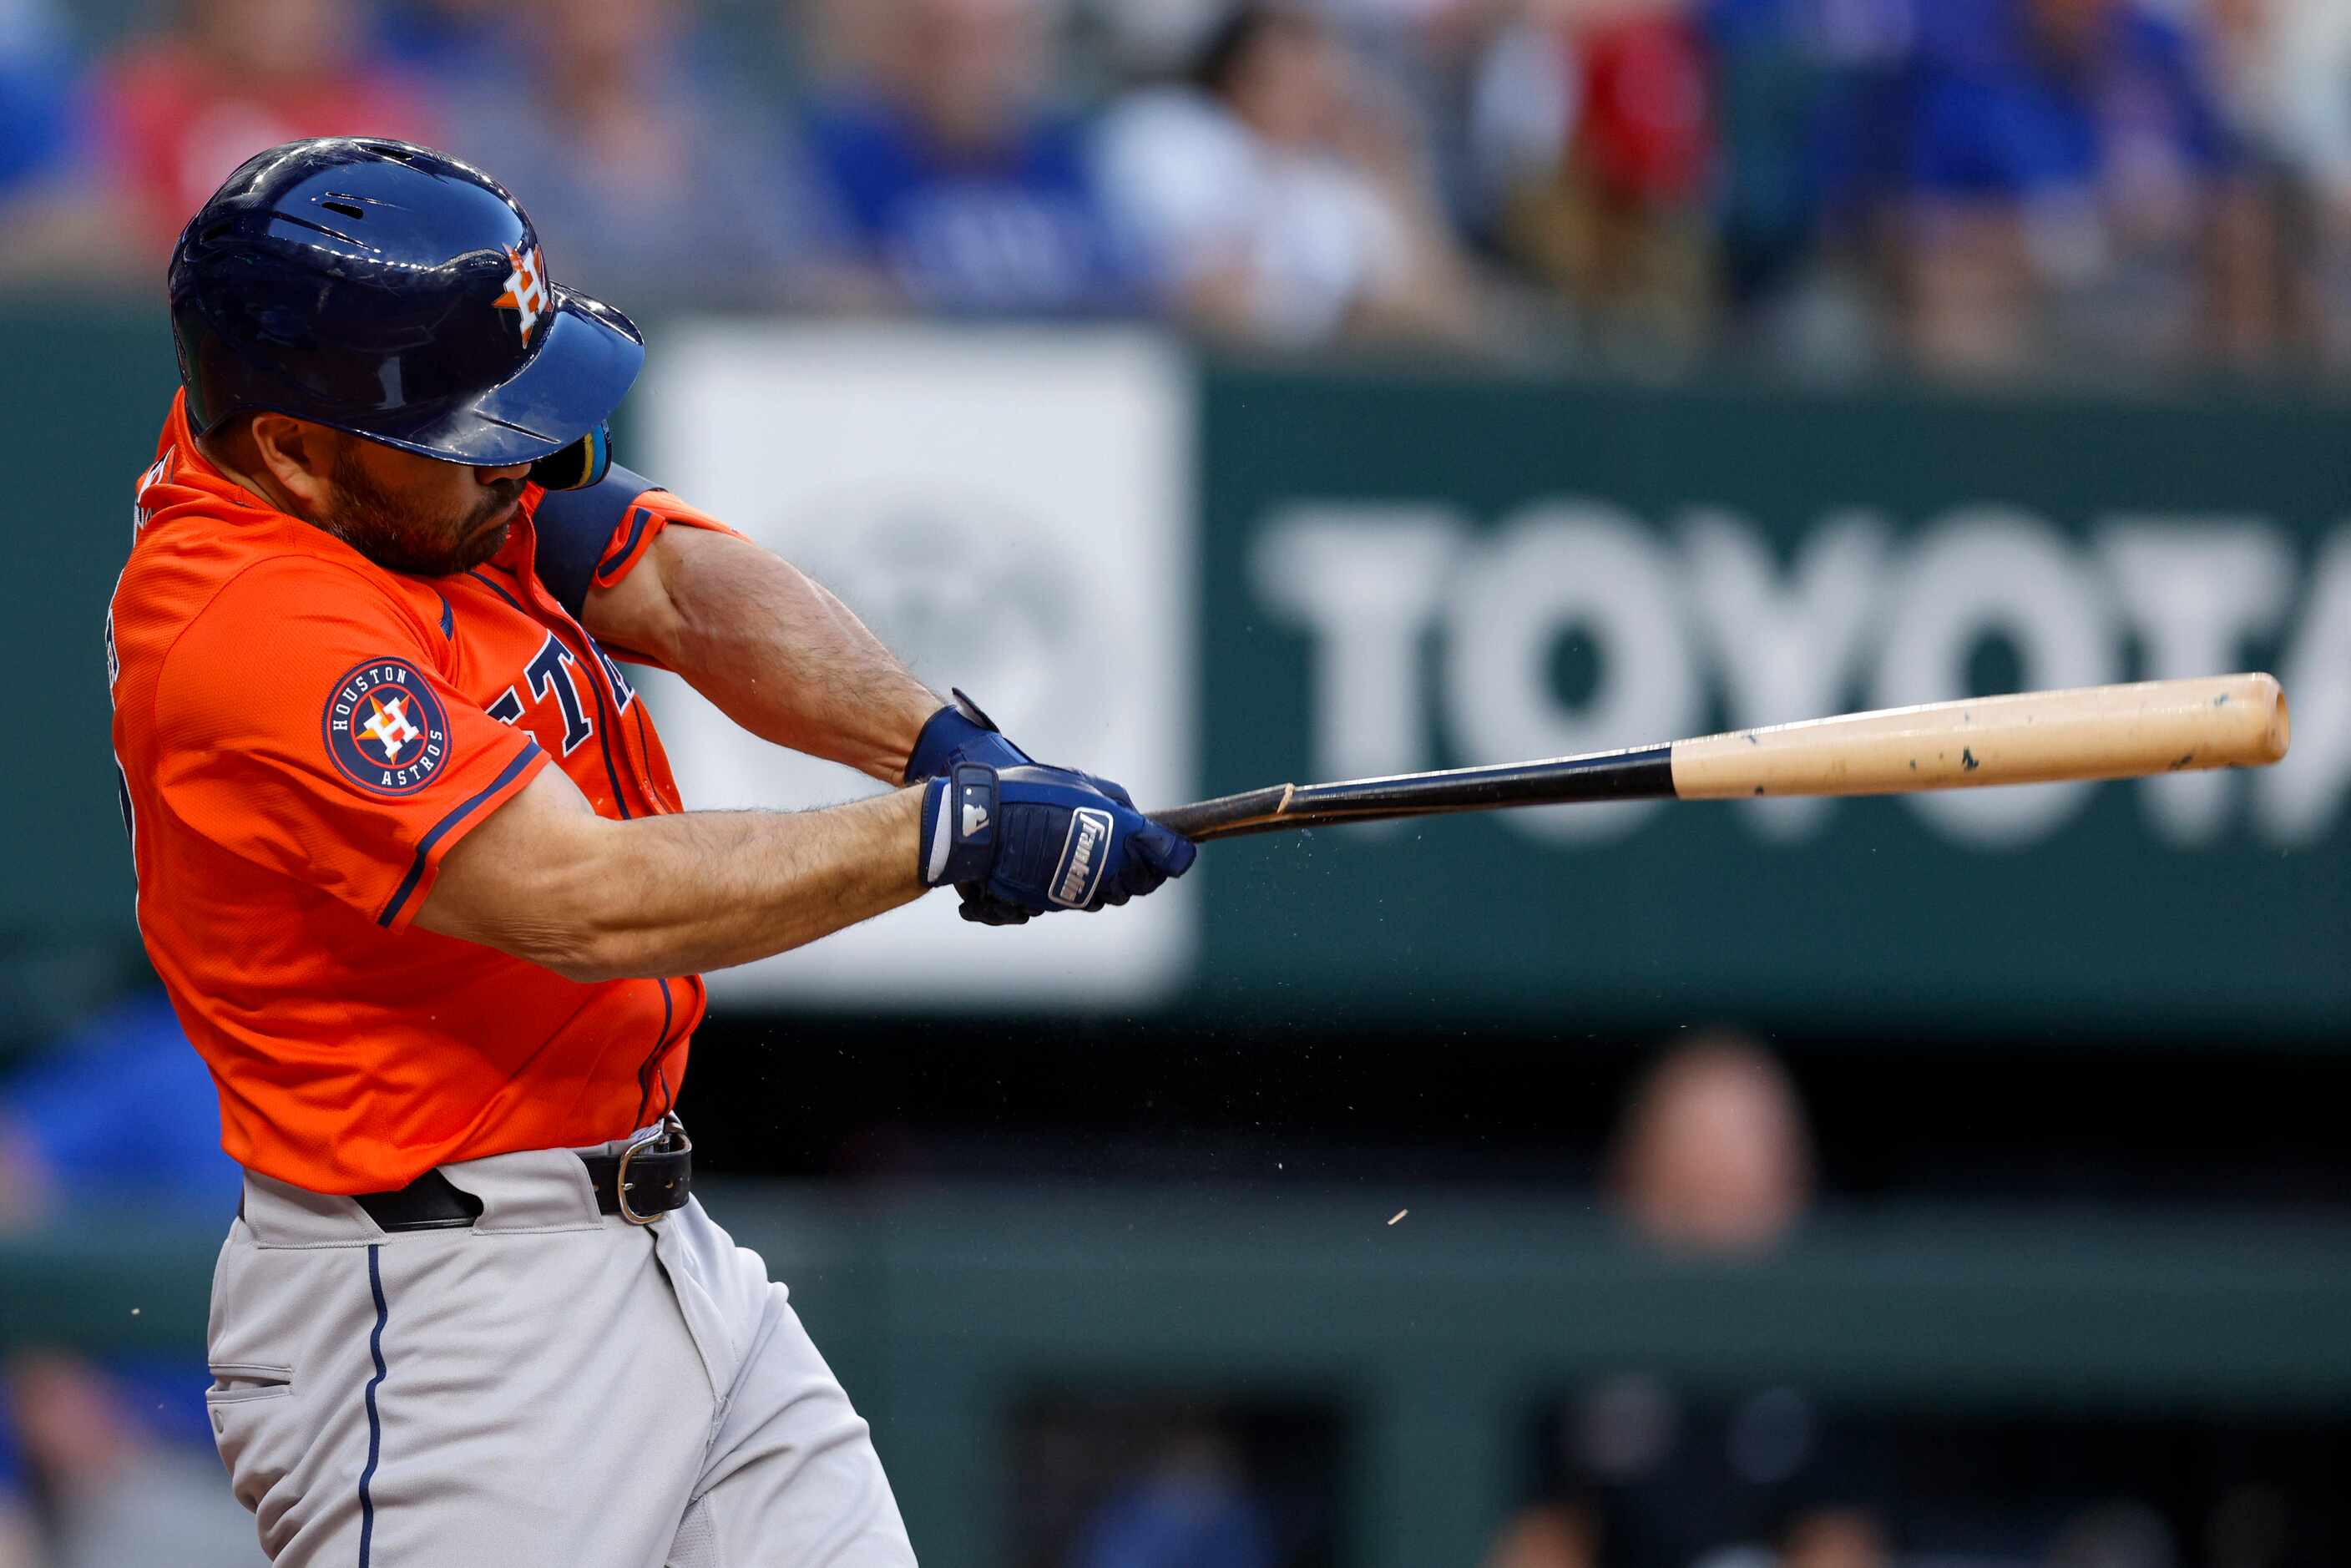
top-left (168, 137), bottom-right (640, 489)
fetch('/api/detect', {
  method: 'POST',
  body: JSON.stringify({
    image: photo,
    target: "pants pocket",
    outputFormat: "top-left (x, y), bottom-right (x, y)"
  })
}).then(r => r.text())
top-left (205, 1362), bottom-right (295, 1404)
top-left (205, 1363), bottom-right (298, 1520)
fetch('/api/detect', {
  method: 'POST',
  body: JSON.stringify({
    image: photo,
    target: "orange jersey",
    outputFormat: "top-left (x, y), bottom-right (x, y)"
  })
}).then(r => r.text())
top-left (109, 392), bottom-right (724, 1192)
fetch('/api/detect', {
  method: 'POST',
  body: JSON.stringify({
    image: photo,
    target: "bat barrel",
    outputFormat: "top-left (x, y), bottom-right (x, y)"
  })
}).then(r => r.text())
top-left (1668, 673), bottom-right (2289, 801)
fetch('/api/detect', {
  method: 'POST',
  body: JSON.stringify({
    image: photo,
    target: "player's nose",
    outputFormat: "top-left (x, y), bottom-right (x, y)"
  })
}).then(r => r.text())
top-left (475, 462), bottom-right (533, 486)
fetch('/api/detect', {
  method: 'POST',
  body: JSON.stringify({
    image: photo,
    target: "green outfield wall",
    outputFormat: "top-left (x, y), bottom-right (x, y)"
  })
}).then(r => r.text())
top-left (8, 310), bottom-right (2346, 1042)
top-left (1191, 367), bottom-right (2351, 1038)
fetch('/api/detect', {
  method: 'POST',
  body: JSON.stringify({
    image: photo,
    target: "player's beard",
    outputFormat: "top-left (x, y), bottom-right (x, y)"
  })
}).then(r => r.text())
top-left (324, 448), bottom-right (523, 577)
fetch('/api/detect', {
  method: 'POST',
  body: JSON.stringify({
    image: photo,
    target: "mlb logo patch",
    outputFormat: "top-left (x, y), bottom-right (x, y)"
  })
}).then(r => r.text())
top-left (323, 658), bottom-right (451, 796)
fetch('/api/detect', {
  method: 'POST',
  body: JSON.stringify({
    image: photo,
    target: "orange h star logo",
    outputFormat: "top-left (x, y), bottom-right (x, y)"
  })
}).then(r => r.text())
top-left (362, 694), bottom-right (422, 761)
top-left (495, 245), bottom-right (549, 345)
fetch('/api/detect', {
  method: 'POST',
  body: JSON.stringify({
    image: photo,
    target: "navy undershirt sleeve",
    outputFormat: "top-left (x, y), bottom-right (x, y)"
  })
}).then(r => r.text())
top-left (531, 463), bottom-right (660, 619)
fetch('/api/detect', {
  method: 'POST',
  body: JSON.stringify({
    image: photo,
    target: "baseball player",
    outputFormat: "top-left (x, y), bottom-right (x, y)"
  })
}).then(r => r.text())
top-left (105, 137), bottom-right (1196, 1566)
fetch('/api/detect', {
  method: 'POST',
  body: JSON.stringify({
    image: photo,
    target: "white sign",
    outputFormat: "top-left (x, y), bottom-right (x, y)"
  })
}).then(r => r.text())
top-left (640, 325), bottom-right (1197, 1007)
top-left (1256, 499), bottom-right (2349, 852)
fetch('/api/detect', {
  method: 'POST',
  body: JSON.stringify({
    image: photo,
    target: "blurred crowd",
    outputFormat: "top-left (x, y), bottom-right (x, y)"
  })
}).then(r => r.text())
top-left (0, 0), bottom-right (2346, 384)
top-left (4, 1006), bottom-right (2337, 1566)
top-left (1014, 1031), bottom-right (2320, 1568)
top-left (0, 992), bottom-right (253, 1568)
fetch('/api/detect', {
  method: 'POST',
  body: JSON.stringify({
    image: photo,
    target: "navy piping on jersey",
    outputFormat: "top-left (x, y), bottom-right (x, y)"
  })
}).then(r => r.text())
top-left (597, 504), bottom-right (655, 582)
top-left (357, 1245), bottom-right (389, 1567)
top-left (617, 679), bottom-right (692, 1116)
top-left (375, 741), bottom-right (544, 928)
top-left (633, 976), bottom-right (677, 1129)
top-left (464, 569), bottom-right (528, 616)
top-left (467, 569), bottom-right (640, 822)
top-left (562, 625), bottom-right (637, 819)
top-left (435, 591), bottom-right (453, 641)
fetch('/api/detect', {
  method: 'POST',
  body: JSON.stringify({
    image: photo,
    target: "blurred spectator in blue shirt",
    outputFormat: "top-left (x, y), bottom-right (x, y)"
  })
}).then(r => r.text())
top-left (0, 1411), bottom-right (29, 1568)
top-left (439, 0), bottom-right (830, 311)
top-left (372, 0), bottom-right (512, 89)
top-left (0, 991), bottom-right (240, 1222)
top-left (0, 989), bottom-right (255, 1568)
top-left (802, 0), bottom-right (1140, 316)
top-left (1701, 0), bottom-right (1914, 329)
top-left (1068, 1429), bottom-right (1279, 1568)
top-left (1888, 0), bottom-right (2242, 379)
top-left (0, 0), bottom-right (77, 202)
top-left (0, 0), bottom-right (107, 291)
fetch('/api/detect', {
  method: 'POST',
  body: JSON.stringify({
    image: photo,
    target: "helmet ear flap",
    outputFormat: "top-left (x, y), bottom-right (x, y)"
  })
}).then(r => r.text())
top-left (527, 424), bottom-right (611, 491)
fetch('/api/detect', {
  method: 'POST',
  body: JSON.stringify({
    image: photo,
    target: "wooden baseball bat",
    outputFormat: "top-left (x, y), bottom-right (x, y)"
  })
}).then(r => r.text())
top-left (1152, 673), bottom-right (2290, 843)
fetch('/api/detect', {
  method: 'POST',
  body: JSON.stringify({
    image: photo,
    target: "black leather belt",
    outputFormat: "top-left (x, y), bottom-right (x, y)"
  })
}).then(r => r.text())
top-left (352, 1120), bottom-right (692, 1232)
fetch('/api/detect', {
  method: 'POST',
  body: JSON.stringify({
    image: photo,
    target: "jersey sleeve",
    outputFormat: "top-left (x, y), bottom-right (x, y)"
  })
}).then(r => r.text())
top-left (528, 463), bottom-right (659, 617)
top-left (528, 465), bottom-right (752, 620)
top-left (149, 559), bottom-right (549, 932)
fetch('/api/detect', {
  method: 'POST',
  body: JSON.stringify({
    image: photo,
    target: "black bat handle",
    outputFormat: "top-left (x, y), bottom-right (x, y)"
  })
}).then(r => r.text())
top-left (1149, 746), bottom-right (1678, 844)
top-left (1149, 786), bottom-right (1295, 842)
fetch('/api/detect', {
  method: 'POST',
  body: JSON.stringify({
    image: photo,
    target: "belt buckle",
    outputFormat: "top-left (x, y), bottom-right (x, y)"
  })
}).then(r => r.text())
top-left (614, 1114), bottom-right (689, 1226)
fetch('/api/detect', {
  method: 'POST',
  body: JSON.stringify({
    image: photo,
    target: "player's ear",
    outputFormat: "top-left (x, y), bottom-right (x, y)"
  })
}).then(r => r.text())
top-left (245, 414), bottom-right (339, 519)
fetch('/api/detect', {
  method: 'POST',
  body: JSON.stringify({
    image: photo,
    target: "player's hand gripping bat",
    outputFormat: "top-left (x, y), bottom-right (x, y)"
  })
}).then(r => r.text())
top-left (1151, 674), bottom-right (2290, 843)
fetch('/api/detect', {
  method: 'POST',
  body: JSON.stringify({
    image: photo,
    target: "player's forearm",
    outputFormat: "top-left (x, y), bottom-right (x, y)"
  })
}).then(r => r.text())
top-left (421, 774), bottom-right (928, 982)
top-left (620, 529), bottom-right (937, 783)
top-left (554, 788), bottom-right (926, 981)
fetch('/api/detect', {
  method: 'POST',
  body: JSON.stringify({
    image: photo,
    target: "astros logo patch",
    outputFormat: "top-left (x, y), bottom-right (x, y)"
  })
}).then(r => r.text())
top-left (323, 659), bottom-right (451, 796)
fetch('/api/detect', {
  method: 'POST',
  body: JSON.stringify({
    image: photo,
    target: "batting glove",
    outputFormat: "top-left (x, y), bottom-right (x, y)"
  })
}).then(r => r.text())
top-left (903, 689), bottom-right (1031, 783)
top-left (919, 763), bottom-right (1197, 925)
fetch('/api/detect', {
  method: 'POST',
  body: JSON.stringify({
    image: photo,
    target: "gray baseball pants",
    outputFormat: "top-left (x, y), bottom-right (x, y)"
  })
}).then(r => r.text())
top-left (205, 1130), bottom-right (917, 1566)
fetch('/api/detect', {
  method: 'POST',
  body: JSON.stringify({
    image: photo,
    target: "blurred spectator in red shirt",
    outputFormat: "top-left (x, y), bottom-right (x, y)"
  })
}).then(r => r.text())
top-left (438, 0), bottom-right (830, 311)
top-left (1097, 3), bottom-right (1491, 348)
top-left (86, 0), bottom-right (440, 271)
top-left (1493, 0), bottom-right (1722, 368)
